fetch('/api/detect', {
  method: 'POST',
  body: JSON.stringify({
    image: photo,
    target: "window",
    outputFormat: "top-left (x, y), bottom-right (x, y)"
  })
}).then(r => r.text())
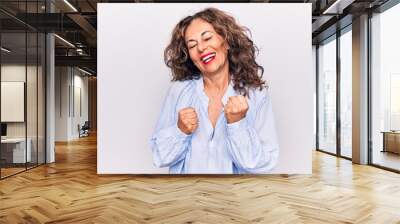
top-left (318, 36), bottom-right (337, 154)
top-left (340, 28), bottom-right (352, 158)
top-left (371, 2), bottom-right (400, 171)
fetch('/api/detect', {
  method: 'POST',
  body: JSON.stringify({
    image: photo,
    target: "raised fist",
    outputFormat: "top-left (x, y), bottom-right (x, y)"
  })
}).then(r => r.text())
top-left (224, 95), bottom-right (249, 124)
top-left (177, 107), bottom-right (198, 135)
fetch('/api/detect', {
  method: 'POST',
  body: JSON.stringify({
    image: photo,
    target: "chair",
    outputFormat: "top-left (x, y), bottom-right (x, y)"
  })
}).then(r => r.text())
top-left (79, 121), bottom-right (90, 138)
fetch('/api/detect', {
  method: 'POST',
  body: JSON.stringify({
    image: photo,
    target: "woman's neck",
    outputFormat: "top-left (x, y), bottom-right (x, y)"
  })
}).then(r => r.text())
top-left (203, 73), bottom-right (229, 93)
top-left (203, 63), bottom-right (230, 94)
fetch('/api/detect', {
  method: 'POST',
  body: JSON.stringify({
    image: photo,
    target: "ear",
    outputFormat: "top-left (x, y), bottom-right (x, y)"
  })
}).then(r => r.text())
top-left (222, 38), bottom-right (230, 50)
top-left (225, 42), bottom-right (230, 51)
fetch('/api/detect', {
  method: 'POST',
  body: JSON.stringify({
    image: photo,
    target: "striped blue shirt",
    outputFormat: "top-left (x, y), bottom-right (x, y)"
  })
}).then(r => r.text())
top-left (150, 76), bottom-right (279, 174)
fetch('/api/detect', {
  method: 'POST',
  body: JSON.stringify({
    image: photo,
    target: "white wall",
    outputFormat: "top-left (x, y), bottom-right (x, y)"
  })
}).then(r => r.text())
top-left (1, 65), bottom-right (38, 138)
top-left (71, 72), bottom-right (89, 138)
top-left (55, 67), bottom-right (69, 141)
top-left (1, 82), bottom-right (24, 122)
top-left (1, 65), bottom-right (28, 141)
top-left (98, 3), bottom-right (313, 174)
top-left (55, 67), bottom-right (89, 141)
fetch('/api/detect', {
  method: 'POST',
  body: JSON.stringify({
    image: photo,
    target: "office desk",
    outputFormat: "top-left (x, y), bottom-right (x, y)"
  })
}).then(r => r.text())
top-left (1, 138), bottom-right (32, 163)
top-left (382, 131), bottom-right (400, 154)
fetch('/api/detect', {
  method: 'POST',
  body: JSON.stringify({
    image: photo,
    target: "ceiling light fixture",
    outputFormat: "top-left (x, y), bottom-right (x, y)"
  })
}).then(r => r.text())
top-left (54, 34), bottom-right (75, 48)
top-left (1, 47), bottom-right (11, 53)
top-left (76, 48), bottom-right (85, 55)
top-left (78, 67), bottom-right (93, 76)
top-left (63, 0), bottom-right (78, 12)
top-left (322, 0), bottom-right (355, 15)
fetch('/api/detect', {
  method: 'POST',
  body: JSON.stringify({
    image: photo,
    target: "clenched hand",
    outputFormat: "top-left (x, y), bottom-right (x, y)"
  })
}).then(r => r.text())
top-left (177, 107), bottom-right (198, 135)
top-left (224, 95), bottom-right (249, 124)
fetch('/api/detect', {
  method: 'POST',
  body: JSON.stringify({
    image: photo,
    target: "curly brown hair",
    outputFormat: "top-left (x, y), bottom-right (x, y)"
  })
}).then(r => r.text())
top-left (164, 7), bottom-right (266, 96)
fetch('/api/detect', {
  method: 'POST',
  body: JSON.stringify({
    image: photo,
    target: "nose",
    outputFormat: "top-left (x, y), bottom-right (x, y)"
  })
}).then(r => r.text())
top-left (197, 41), bottom-right (207, 53)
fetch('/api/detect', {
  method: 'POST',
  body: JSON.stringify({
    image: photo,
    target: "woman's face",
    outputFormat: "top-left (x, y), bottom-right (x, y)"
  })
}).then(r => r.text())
top-left (184, 18), bottom-right (229, 77)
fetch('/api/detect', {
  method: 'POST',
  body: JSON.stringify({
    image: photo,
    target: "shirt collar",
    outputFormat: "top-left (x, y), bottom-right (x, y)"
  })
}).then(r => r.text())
top-left (195, 75), bottom-right (237, 107)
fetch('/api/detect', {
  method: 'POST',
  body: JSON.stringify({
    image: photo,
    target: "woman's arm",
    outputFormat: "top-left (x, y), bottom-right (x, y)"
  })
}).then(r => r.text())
top-left (150, 83), bottom-right (192, 168)
top-left (225, 91), bottom-right (279, 173)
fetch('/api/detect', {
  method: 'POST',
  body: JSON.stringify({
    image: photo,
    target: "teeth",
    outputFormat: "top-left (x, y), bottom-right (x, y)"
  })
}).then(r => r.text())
top-left (201, 53), bottom-right (216, 63)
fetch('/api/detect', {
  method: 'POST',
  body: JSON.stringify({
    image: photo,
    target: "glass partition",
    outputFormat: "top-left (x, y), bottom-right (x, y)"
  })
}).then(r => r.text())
top-left (27, 31), bottom-right (38, 169)
top-left (26, 0), bottom-right (44, 169)
top-left (38, 32), bottom-right (45, 165)
top-left (0, 1), bottom-right (46, 179)
top-left (1, 31), bottom-right (28, 177)
top-left (317, 36), bottom-right (337, 155)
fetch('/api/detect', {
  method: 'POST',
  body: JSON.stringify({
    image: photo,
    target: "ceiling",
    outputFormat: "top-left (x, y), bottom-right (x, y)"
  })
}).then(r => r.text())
top-left (0, 0), bottom-right (392, 75)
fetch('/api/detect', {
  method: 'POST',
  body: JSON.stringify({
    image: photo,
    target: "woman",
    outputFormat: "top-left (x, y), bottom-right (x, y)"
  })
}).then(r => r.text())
top-left (150, 8), bottom-right (279, 174)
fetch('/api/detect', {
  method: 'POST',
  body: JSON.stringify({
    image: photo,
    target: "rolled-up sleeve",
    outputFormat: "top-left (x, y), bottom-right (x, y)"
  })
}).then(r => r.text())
top-left (150, 84), bottom-right (191, 168)
top-left (225, 92), bottom-right (279, 173)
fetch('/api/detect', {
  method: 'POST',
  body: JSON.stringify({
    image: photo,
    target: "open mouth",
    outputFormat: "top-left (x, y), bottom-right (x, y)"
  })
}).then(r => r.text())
top-left (200, 52), bottom-right (216, 64)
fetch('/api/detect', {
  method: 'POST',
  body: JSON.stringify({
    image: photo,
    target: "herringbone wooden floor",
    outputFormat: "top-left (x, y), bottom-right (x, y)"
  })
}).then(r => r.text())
top-left (1, 134), bottom-right (400, 224)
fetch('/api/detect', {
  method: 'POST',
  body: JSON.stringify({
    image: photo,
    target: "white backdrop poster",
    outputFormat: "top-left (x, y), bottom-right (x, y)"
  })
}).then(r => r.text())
top-left (98, 3), bottom-right (313, 174)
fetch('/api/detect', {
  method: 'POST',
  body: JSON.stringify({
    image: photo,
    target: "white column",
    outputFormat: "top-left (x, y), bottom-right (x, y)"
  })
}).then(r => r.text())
top-left (352, 14), bottom-right (369, 164)
top-left (46, 32), bottom-right (55, 163)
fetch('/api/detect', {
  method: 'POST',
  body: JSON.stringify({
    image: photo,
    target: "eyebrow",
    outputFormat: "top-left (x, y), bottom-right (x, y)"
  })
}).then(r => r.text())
top-left (186, 30), bottom-right (212, 43)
